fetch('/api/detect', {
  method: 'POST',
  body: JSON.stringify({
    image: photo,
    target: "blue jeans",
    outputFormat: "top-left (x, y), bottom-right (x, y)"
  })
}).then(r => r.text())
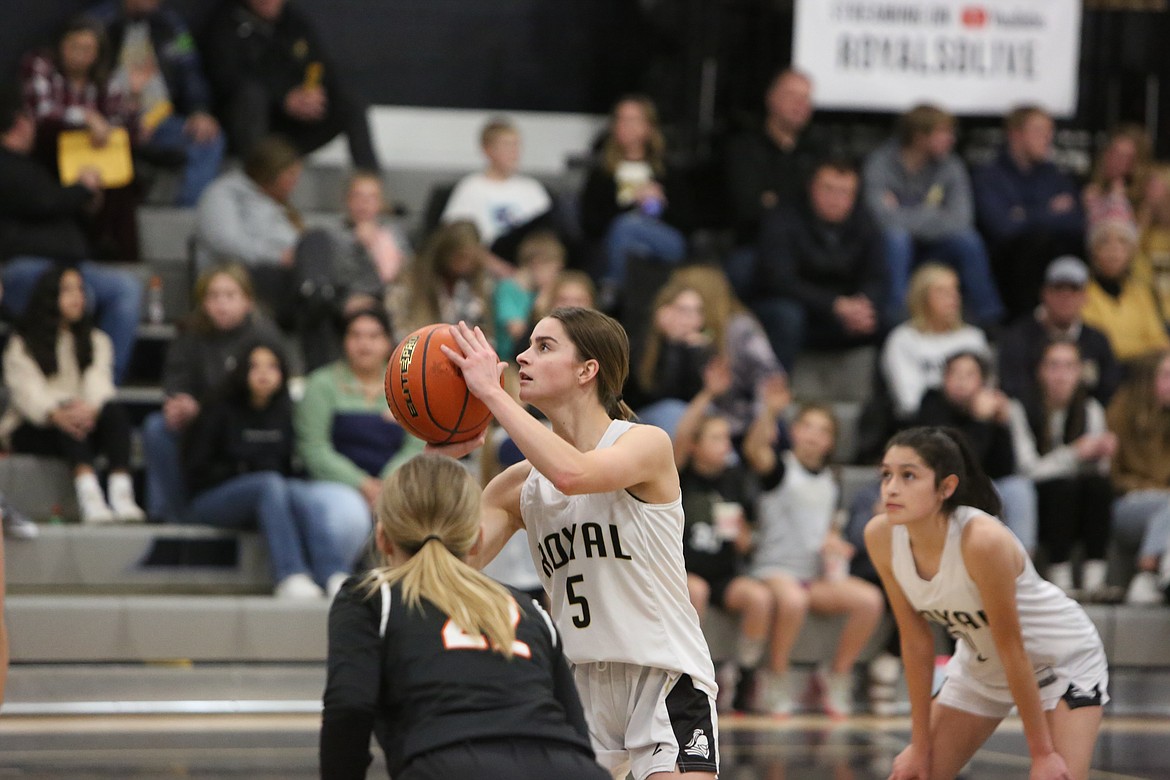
top-left (884, 228), bottom-right (1004, 326)
top-left (2, 257), bottom-right (142, 384)
top-left (142, 412), bottom-right (187, 523)
top-left (603, 212), bottom-right (686, 286)
top-left (143, 115), bottom-right (226, 207)
top-left (635, 398), bottom-right (689, 440)
top-left (994, 475), bottom-right (1037, 554)
top-left (1112, 490), bottom-right (1170, 560)
top-left (182, 472), bottom-right (371, 586)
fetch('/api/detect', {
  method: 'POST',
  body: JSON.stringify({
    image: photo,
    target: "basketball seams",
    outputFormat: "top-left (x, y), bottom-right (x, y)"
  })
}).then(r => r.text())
top-left (387, 323), bottom-right (493, 445)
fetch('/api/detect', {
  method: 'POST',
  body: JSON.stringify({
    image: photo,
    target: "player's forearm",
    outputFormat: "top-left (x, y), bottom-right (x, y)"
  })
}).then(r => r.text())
top-left (480, 386), bottom-right (591, 489)
top-left (899, 623), bottom-right (937, 748)
top-left (1001, 644), bottom-right (1057, 759)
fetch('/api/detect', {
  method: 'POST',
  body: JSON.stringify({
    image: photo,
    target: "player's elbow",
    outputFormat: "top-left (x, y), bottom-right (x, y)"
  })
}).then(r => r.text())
top-left (548, 469), bottom-right (591, 496)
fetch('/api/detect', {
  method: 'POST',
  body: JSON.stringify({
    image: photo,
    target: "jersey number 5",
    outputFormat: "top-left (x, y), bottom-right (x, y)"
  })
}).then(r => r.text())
top-left (567, 574), bottom-right (591, 628)
top-left (441, 598), bottom-right (533, 658)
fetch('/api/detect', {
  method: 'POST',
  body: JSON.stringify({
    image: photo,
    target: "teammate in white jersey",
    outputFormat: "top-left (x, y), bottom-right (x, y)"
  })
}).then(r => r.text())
top-left (865, 427), bottom-right (1107, 780)
top-left (439, 309), bottom-right (717, 780)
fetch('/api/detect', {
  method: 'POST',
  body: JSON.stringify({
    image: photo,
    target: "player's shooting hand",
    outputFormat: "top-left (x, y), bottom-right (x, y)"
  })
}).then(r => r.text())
top-left (442, 321), bottom-right (507, 402)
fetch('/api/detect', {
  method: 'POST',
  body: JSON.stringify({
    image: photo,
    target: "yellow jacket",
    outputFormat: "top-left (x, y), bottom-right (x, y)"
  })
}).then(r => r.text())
top-left (1082, 276), bottom-right (1170, 362)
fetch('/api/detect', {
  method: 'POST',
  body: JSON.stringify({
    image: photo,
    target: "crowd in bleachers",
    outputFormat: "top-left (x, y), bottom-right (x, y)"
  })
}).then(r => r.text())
top-left (3, 0), bottom-right (1170, 719)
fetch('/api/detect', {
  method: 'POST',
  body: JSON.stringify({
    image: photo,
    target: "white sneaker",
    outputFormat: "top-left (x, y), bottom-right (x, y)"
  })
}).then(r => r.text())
top-left (274, 573), bottom-right (325, 599)
top-left (325, 572), bottom-right (350, 600)
top-left (1, 502), bottom-right (39, 539)
top-left (75, 473), bottom-right (115, 524)
top-left (1125, 571), bottom-right (1164, 605)
top-left (1082, 559), bottom-right (1108, 599)
top-left (757, 670), bottom-right (794, 718)
top-left (867, 653), bottom-right (901, 716)
top-left (821, 668), bottom-right (854, 718)
top-left (107, 473), bottom-right (146, 523)
top-left (1047, 561), bottom-right (1074, 594)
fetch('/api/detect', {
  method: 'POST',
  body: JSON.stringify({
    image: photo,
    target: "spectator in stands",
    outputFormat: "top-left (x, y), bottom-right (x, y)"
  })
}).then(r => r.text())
top-left (1008, 339), bottom-right (1116, 598)
top-left (493, 231), bottom-right (565, 361)
top-left (201, 0), bottom-right (379, 170)
top-left (1106, 349), bottom-right (1170, 605)
top-left (973, 105), bottom-right (1085, 320)
top-left (0, 74), bottom-right (142, 388)
top-left (672, 264), bottom-right (786, 445)
top-left (723, 68), bottom-right (825, 298)
top-left (754, 157), bottom-right (886, 369)
top-left (0, 266), bottom-right (144, 524)
top-left (881, 264), bottom-right (990, 420)
top-left (628, 276), bottom-right (712, 437)
top-left (674, 388), bottom-right (775, 714)
top-left (1081, 197), bottom-right (1170, 364)
top-left (183, 339), bottom-right (369, 599)
top-left (92, 0), bottom-right (226, 207)
top-left (744, 396), bottom-right (885, 717)
top-left (997, 256), bottom-right (1121, 406)
top-left (442, 117), bottom-right (554, 268)
top-left (580, 95), bottom-right (689, 310)
top-left (1083, 123), bottom-right (1153, 219)
top-left (193, 134), bottom-right (302, 320)
top-left (294, 307), bottom-right (421, 527)
top-left (333, 170), bottom-right (409, 301)
top-left (385, 220), bottom-right (493, 344)
top-left (1135, 164), bottom-right (1170, 325)
top-left (547, 269), bottom-right (596, 311)
top-left (20, 14), bottom-right (142, 261)
top-left (864, 104), bottom-right (1003, 327)
top-left (0, 529), bottom-right (6, 703)
top-left (142, 262), bottom-right (282, 523)
top-left (914, 351), bottom-right (1037, 556)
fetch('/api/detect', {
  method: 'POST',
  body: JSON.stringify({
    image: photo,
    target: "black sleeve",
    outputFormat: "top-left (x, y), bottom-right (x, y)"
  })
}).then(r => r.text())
top-left (995, 327), bottom-right (1030, 401)
top-left (983, 422), bottom-right (1016, 479)
top-left (856, 215), bottom-right (889, 312)
top-left (0, 161), bottom-right (91, 221)
top-left (758, 455), bottom-right (787, 492)
top-left (579, 166), bottom-right (620, 241)
top-left (754, 207), bottom-right (796, 299)
top-left (724, 133), bottom-right (765, 238)
top-left (320, 579), bottom-right (381, 779)
top-left (182, 402), bottom-right (230, 493)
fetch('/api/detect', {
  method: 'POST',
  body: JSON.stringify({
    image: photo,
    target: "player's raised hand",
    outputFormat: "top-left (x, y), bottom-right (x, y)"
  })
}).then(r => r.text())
top-left (442, 322), bottom-right (507, 401)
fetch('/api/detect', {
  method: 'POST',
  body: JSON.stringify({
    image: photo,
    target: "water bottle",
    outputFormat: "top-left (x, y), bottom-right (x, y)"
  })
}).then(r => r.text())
top-left (147, 275), bottom-right (165, 324)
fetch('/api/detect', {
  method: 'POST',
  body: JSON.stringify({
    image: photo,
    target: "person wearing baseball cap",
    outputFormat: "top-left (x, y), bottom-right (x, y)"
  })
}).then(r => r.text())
top-left (998, 256), bottom-right (1121, 404)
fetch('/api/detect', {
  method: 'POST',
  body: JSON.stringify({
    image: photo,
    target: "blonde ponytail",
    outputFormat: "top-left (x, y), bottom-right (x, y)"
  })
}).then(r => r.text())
top-left (364, 454), bottom-right (519, 657)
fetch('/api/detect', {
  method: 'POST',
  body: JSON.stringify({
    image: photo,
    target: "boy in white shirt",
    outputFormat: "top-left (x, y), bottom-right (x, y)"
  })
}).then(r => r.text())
top-left (442, 118), bottom-right (553, 259)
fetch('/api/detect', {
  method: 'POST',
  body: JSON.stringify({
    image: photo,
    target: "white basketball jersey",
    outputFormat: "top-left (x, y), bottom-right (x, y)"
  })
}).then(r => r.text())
top-left (521, 419), bottom-right (716, 695)
top-left (892, 505), bottom-right (1107, 700)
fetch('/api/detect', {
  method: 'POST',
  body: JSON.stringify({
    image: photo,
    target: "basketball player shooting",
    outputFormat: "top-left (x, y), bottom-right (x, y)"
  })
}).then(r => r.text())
top-left (435, 310), bottom-right (719, 780)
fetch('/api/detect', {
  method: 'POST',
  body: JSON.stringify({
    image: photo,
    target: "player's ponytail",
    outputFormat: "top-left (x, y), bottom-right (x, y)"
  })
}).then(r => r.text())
top-left (364, 454), bottom-right (519, 657)
top-left (885, 426), bottom-right (1003, 517)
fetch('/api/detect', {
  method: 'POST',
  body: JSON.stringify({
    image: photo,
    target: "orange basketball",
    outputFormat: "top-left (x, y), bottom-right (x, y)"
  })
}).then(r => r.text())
top-left (385, 323), bottom-right (494, 445)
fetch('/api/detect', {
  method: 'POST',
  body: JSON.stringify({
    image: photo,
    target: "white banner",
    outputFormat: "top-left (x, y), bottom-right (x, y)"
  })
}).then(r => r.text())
top-left (793, 0), bottom-right (1082, 116)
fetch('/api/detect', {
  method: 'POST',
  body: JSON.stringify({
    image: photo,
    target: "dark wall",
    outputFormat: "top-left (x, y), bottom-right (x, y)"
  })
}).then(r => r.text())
top-left (0, 0), bottom-right (650, 114)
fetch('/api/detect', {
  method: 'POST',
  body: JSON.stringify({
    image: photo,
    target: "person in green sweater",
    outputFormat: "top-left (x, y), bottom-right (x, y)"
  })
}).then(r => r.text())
top-left (294, 307), bottom-right (422, 521)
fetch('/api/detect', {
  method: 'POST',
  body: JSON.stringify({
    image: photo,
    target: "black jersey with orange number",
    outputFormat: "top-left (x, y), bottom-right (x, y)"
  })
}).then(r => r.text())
top-left (321, 576), bottom-right (594, 778)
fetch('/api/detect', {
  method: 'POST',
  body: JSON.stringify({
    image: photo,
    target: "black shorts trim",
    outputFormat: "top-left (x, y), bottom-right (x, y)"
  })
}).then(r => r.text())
top-left (666, 674), bottom-right (717, 773)
top-left (1062, 682), bottom-right (1104, 710)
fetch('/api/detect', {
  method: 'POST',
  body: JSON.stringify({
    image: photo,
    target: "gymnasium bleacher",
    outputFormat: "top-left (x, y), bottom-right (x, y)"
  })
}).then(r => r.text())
top-left (4, 111), bottom-right (1170, 720)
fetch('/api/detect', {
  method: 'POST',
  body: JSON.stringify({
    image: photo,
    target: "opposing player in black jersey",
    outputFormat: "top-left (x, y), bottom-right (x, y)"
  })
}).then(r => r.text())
top-left (320, 453), bottom-right (608, 780)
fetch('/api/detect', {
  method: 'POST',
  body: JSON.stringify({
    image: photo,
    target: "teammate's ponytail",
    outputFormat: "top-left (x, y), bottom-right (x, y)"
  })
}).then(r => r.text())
top-left (885, 426), bottom-right (1003, 517)
top-left (364, 454), bottom-right (519, 658)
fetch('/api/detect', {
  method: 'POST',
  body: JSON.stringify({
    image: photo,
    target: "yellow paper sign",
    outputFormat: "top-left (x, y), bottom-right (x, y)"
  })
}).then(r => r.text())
top-left (57, 127), bottom-right (134, 189)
